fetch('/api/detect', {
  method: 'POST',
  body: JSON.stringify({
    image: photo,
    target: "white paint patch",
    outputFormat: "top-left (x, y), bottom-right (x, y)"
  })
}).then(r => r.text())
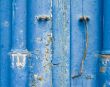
top-left (11, 52), bottom-right (28, 68)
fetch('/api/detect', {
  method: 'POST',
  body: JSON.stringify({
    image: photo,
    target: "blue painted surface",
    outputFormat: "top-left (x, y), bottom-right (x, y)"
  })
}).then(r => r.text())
top-left (70, 0), bottom-right (84, 86)
top-left (10, 0), bottom-right (28, 87)
top-left (11, 0), bottom-right (27, 50)
top-left (102, 0), bottom-right (110, 54)
top-left (99, 58), bottom-right (110, 87)
top-left (0, 0), bottom-right (12, 87)
top-left (83, 0), bottom-right (102, 87)
top-left (27, 0), bottom-right (52, 87)
top-left (99, 0), bottom-right (110, 87)
top-left (0, 0), bottom-right (105, 87)
top-left (52, 0), bottom-right (70, 87)
top-left (71, 0), bottom-right (102, 87)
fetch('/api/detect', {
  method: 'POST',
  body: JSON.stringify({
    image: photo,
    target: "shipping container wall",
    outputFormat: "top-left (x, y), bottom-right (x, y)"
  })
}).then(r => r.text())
top-left (0, 0), bottom-right (105, 87)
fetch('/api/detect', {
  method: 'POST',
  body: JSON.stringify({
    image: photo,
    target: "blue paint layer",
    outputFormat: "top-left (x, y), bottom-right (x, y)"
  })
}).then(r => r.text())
top-left (52, 0), bottom-right (70, 87)
top-left (83, 0), bottom-right (102, 87)
top-left (99, 0), bottom-right (110, 87)
top-left (102, 0), bottom-right (110, 54)
top-left (99, 58), bottom-right (110, 87)
top-left (71, 0), bottom-right (102, 87)
top-left (0, 0), bottom-right (104, 87)
top-left (70, 0), bottom-right (84, 86)
top-left (27, 0), bottom-right (52, 87)
top-left (10, 0), bottom-right (28, 87)
top-left (11, 0), bottom-right (27, 50)
top-left (0, 0), bottom-right (12, 87)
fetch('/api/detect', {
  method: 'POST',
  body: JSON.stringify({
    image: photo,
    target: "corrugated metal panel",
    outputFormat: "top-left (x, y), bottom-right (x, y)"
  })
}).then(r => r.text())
top-left (0, 0), bottom-right (105, 87)
top-left (52, 0), bottom-right (70, 86)
top-left (0, 0), bottom-right (12, 87)
top-left (10, 0), bottom-right (28, 87)
top-left (99, 0), bottom-right (110, 87)
top-left (27, 0), bottom-right (52, 87)
top-left (71, 0), bottom-right (102, 87)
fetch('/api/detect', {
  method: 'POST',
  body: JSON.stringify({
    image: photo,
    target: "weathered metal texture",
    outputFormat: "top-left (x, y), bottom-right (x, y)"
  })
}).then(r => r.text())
top-left (0, 0), bottom-right (12, 87)
top-left (99, 0), bottom-right (110, 86)
top-left (0, 0), bottom-right (103, 87)
top-left (83, 0), bottom-right (102, 87)
top-left (10, 0), bottom-right (29, 87)
top-left (71, 0), bottom-right (102, 87)
top-left (27, 0), bottom-right (52, 87)
top-left (102, 0), bottom-right (110, 54)
top-left (99, 57), bottom-right (110, 87)
top-left (70, 0), bottom-right (84, 86)
top-left (52, 0), bottom-right (70, 87)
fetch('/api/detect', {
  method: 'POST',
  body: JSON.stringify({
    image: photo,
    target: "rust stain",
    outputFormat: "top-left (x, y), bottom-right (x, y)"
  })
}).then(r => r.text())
top-left (100, 67), bottom-right (106, 73)
top-left (99, 54), bottom-right (110, 59)
top-left (46, 33), bottom-right (52, 46)
top-left (31, 74), bottom-right (44, 87)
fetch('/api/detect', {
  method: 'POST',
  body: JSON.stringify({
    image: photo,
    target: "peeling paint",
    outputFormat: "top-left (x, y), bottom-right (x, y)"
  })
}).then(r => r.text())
top-left (36, 37), bottom-right (42, 43)
top-left (10, 51), bottom-right (29, 68)
top-left (43, 32), bottom-right (52, 46)
top-left (100, 67), bottom-right (106, 73)
top-left (100, 54), bottom-right (110, 59)
top-left (31, 74), bottom-right (44, 87)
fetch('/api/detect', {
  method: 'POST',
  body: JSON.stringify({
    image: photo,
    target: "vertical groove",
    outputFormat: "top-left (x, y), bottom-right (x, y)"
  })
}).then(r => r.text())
top-left (0, 0), bottom-right (12, 87)
top-left (52, 0), bottom-right (70, 87)
top-left (70, 0), bottom-right (72, 86)
top-left (27, 0), bottom-right (52, 87)
top-left (10, 0), bottom-right (28, 87)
